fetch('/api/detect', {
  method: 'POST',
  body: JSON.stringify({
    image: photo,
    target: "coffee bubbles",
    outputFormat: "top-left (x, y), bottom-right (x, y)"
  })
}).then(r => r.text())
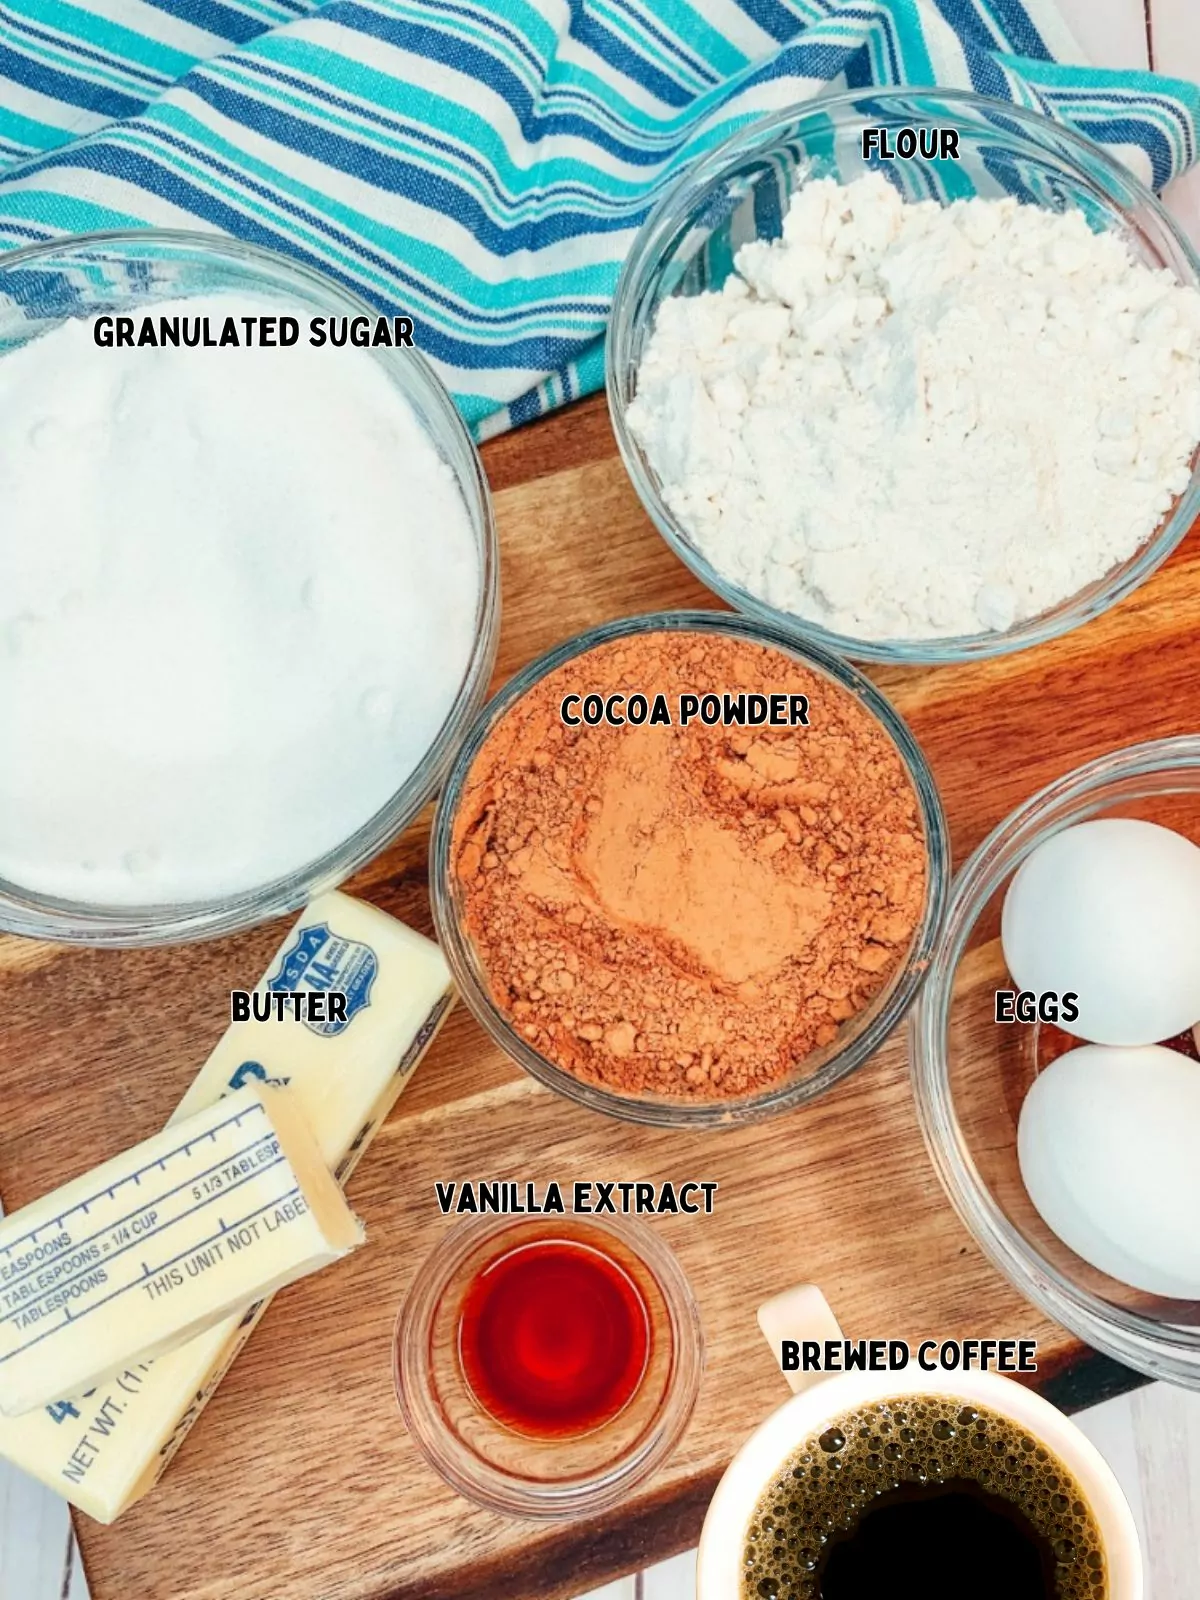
top-left (741, 1394), bottom-right (1106, 1600)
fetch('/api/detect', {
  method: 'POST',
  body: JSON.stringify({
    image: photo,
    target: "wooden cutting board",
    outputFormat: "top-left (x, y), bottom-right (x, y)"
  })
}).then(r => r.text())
top-left (0, 392), bottom-right (1193, 1600)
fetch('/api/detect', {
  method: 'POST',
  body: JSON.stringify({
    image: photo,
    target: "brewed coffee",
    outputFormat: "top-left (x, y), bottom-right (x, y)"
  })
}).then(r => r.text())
top-left (741, 1395), bottom-right (1106, 1600)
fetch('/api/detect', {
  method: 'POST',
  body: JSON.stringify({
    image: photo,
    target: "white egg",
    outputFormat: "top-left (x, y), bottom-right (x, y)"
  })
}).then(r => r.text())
top-left (1001, 818), bottom-right (1200, 1045)
top-left (1018, 1043), bottom-right (1200, 1298)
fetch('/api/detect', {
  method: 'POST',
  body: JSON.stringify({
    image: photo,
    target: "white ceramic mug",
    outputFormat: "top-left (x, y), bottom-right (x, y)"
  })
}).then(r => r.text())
top-left (697, 1287), bottom-right (1142, 1599)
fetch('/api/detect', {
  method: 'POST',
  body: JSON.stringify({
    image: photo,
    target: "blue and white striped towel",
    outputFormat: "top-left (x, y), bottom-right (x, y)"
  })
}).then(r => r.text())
top-left (0, 0), bottom-right (1196, 437)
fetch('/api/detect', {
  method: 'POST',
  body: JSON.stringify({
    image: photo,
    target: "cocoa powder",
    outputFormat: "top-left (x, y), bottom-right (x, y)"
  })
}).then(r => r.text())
top-left (451, 630), bottom-right (926, 1100)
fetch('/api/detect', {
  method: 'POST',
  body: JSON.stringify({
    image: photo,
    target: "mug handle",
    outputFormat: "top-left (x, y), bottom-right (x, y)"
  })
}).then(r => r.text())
top-left (757, 1284), bottom-right (845, 1395)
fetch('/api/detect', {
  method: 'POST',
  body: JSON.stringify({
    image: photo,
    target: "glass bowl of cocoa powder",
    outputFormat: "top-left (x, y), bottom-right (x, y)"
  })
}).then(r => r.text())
top-left (431, 611), bottom-right (949, 1126)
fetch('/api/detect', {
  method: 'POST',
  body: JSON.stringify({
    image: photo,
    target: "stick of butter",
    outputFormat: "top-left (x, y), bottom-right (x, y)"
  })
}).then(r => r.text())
top-left (0, 1083), bottom-right (363, 1417)
top-left (0, 891), bottom-right (453, 1517)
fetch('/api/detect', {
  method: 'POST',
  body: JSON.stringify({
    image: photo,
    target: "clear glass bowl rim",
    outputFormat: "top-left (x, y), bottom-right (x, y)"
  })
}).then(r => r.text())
top-left (0, 227), bottom-right (500, 946)
top-left (393, 1211), bottom-right (705, 1519)
top-left (430, 608), bottom-right (950, 1128)
top-left (909, 735), bottom-right (1200, 1386)
top-left (606, 86), bottom-right (1200, 667)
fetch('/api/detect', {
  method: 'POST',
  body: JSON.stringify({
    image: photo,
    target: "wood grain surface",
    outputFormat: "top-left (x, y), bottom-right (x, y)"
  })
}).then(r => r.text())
top-left (0, 391), bottom-right (1196, 1600)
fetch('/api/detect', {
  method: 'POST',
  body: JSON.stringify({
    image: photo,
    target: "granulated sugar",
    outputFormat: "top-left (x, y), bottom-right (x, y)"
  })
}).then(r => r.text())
top-left (627, 175), bottom-right (1200, 641)
top-left (0, 294), bottom-right (479, 904)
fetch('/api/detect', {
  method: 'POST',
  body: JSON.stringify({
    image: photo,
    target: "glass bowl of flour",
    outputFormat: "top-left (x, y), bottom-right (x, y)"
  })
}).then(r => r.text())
top-left (608, 89), bottom-right (1200, 664)
top-left (0, 232), bottom-right (498, 943)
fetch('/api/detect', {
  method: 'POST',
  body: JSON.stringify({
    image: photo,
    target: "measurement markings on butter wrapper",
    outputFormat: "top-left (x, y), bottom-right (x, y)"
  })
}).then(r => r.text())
top-left (0, 1109), bottom-right (279, 1285)
top-left (0, 1100), bottom-right (302, 1359)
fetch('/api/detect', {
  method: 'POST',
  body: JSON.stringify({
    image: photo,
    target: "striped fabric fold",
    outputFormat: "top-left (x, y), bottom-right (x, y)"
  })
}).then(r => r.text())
top-left (0, 0), bottom-right (1195, 437)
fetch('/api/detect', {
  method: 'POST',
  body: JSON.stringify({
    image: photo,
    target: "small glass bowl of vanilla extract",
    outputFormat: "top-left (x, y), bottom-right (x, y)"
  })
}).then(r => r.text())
top-left (394, 1213), bottom-right (704, 1518)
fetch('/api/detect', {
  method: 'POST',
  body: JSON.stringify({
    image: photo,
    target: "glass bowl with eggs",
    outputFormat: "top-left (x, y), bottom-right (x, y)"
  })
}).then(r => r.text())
top-left (607, 88), bottom-right (1200, 666)
top-left (910, 736), bottom-right (1200, 1388)
top-left (0, 231), bottom-right (498, 945)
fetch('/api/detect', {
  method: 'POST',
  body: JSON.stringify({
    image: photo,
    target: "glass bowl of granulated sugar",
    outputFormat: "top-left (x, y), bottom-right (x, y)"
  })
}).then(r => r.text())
top-left (0, 232), bottom-right (498, 944)
top-left (608, 89), bottom-right (1200, 666)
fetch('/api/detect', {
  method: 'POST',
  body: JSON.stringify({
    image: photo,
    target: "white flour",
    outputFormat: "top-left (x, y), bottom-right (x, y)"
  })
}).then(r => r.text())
top-left (627, 175), bottom-right (1200, 641)
top-left (0, 294), bottom-right (479, 905)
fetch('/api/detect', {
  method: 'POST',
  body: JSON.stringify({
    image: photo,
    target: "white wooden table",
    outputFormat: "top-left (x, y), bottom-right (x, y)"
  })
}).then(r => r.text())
top-left (2, 1), bottom-right (1199, 1595)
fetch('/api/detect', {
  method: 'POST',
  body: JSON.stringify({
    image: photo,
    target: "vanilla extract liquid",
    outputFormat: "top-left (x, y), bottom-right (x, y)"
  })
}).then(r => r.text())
top-left (457, 1236), bottom-right (650, 1437)
top-left (741, 1396), bottom-right (1106, 1600)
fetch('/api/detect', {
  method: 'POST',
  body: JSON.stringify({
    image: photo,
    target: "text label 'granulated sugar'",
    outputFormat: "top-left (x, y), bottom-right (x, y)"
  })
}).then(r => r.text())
top-left (93, 314), bottom-right (415, 349)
